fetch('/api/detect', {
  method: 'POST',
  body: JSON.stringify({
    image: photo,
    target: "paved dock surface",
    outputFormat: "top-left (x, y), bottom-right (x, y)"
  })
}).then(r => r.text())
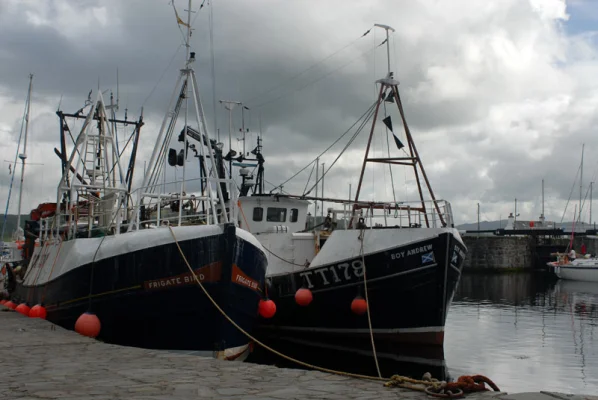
top-left (0, 307), bottom-right (595, 400)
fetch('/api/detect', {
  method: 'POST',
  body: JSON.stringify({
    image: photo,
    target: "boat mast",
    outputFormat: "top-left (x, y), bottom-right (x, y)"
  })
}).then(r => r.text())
top-left (178, 0), bottom-right (193, 226)
top-left (352, 24), bottom-right (445, 228)
top-left (219, 100), bottom-right (242, 179)
top-left (130, 0), bottom-right (230, 230)
top-left (15, 74), bottom-right (33, 239)
top-left (580, 143), bottom-right (584, 224)
top-left (591, 181), bottom-right (594, 228)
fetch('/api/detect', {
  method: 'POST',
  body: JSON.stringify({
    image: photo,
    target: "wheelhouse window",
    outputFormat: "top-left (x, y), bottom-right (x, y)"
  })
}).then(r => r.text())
top-left (252, 207), bottom-right (263, 221)
top-left (290, 208), bottom-right (299, 223)
top-left (267, 207), bottom-right (287, 222)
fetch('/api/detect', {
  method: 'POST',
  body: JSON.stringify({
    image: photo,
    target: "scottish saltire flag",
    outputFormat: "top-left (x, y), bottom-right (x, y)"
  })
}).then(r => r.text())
top-left (421, 251), bottom-right (435, 264)
top-left (451, 252), bottom-right (458, 264)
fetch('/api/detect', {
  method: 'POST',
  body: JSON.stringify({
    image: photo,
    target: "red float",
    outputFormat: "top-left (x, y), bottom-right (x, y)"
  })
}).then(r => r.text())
top-left (4, 301), bottom-right (16, 310)
top-left (29, 304), bottom-right (47, 319)
top-left (295, 288), bottom-right (313, 306)
top-left (0, 300), bottom-right (6, 305)
top-left (529, 221), bottom-right (535, 228)
top-left (75, 312), bottom-right (101, 338)
top-left (15, 303), bottom-right (31, 316)
top-left (258, 299), bottom-right (276, 318)
top-left (351, 296), bottom-right (368, 315)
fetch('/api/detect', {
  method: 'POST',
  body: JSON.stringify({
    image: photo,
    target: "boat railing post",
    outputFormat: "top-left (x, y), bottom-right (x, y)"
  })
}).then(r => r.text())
top-left (136, 188), bottom-right (142, 231)
top-left (383, 204), bottom-right (388, 227)
top-left (156, 193), bottom-right (161, 227)
top-left (231, 181), bottom-right (238, 225)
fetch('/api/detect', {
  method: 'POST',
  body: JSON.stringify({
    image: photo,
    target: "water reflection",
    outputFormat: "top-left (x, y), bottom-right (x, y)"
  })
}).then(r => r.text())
top-left (446, 273), bottom-right (598, 394)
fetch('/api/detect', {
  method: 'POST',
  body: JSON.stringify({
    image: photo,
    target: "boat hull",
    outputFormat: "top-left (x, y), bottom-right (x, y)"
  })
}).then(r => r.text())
top-left (9, 224), bottom-right (267, 358)
top-left (258, 229), bottom-right (466, 346)
top-left (553, 262), bottom-right (598, 282)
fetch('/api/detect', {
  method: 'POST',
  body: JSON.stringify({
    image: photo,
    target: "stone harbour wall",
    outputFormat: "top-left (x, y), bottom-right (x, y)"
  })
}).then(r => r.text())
top-left (461, 235), bottom-right (598, 270)
top-left (462, 236), bottom-right (534, 270)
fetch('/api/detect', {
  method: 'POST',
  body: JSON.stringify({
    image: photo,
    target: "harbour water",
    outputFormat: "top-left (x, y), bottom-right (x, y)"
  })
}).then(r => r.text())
top-left (248, 272), bottom-right (598, 395)
top-left (446, 273), bottom-right (598, 394)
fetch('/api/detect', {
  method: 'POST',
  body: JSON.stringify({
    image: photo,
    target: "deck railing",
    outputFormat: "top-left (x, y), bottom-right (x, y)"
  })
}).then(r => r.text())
top-left (128, 176), bottom-right (238, 231)
top-left (326, 199), bottom-right (455, 229)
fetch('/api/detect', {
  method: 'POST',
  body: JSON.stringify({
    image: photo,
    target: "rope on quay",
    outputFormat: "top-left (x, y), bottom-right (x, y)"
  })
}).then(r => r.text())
top-left (167, 225), bottom-right (501, 397)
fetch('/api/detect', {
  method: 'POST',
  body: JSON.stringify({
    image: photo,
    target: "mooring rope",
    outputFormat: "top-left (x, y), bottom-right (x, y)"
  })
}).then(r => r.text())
top-left (166, 225), bottom-right (500, 398)
top-left (167, 225), bottom-right (386, 381)
top-left (358, 226), bottom-right (382, 378)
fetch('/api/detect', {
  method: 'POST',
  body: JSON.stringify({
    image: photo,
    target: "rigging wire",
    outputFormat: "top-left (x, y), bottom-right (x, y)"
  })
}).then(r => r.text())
top-left (1, 85), bottom-right (30, 239)
top-left (251, 39), bottom-right (387, 110)
top-left (383, 101), bottom-right (397, 205)
top-left (301, 162), bottom-right (317, 196)
top-left (265, 179), bottom-right (291, 195)
top-left (561, 164), bottom-right (581, 223)
top-left (304, 103), bottom-right (377, 196)
top-left (141, 44), bottom-right (184, 108)
top-left (244, 26), bottom-right (373, 106)
top-left (273, 101), bottom-right (377, 192)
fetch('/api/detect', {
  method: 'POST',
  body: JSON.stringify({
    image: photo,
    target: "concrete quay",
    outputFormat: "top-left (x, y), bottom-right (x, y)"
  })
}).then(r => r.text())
top-left (0, 307), bottom-right (595, 400)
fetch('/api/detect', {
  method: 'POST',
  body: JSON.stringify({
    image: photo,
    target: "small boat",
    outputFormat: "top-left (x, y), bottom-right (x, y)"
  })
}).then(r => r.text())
top-left (548, 254), bottom-right (598, 283)
top-left (547, 203), bottom-right (598, 282)
top-left (6, 1), bottom-right (267, 361)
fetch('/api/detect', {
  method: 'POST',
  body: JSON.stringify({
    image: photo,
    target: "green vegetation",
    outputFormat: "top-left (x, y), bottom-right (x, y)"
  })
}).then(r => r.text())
top-left (0, 214), bottom-right (24, 240)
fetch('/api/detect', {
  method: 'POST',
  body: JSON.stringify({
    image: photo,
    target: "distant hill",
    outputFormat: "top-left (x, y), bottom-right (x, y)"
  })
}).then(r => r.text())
top-left (0, 214), bottom-right (23, 240)
top-left (456, 220), bottom-right (595, 231)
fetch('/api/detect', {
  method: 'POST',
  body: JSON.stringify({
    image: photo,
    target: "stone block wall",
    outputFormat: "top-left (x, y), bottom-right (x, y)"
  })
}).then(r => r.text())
top-left (552, 236), bottom-right (598, 256)
top-left (462, 236), bottom-right (534, 270)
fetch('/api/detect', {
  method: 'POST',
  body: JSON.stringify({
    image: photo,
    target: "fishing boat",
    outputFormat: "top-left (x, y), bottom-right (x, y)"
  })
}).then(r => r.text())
top-left (6, 1), bottom-right (267, 361)
top-left (228, 24), bottom-right (467, 346)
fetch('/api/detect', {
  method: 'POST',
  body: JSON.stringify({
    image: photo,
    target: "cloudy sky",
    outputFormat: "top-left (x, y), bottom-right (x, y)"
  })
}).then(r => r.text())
top-left (1, 0), bottom-right (598, 226)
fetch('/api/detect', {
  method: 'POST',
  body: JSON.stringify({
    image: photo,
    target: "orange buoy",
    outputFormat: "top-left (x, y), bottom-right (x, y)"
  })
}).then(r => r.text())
top-left (29, 304), bottom-right (47, 319)
top-left (351, 296), bottom-right (368, 315)
top-left (258, 299), bottom-right (276, 318)
top-left (295, 287), bottom-right (313, 306)
top-left (75, 312), bottom-right (101, 338)
top-left (4, 301), bottom-right (16, 310)
top-left (15, 303), bottom-right (31, 316)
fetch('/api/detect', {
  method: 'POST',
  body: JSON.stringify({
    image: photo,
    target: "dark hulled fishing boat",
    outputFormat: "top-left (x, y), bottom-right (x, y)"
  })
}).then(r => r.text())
top-left (6, 1), bottom-right (267, 360)
top-left (229, 24), bottom-right (467, 346)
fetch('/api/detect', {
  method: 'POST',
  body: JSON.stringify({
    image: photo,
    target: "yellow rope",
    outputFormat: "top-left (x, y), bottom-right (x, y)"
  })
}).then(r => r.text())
top-left (167, 225), bottom-right (386, 381)
top-left (167, 225), bottom-right (449, 392)
top-left (359, 227), bottom-right (382, 378)
top-left (237, 200), bottom-right (251, 232)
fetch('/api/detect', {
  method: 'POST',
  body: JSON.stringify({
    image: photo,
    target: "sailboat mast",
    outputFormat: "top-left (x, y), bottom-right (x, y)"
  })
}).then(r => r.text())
top-left (219, 100), bottom-right (241, 179)
top-left (542, 179), bottom-right (544, 216)
top-left (15, 74), bottom-right (33, 237)
top-left (580, 143), bottom-right (584, 224)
